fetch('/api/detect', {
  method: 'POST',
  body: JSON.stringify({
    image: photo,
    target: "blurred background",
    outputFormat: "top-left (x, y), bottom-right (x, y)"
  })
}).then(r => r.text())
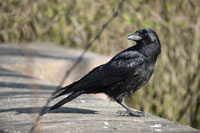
top-left (0, 0), bottom-right (200, 129)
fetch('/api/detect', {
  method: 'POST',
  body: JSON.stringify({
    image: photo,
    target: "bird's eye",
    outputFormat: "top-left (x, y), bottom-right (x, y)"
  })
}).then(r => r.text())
top-left (142, 30), bottom-right (148, 35)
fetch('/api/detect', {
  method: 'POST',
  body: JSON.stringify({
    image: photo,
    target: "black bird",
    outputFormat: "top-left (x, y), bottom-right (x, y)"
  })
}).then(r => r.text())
top-left (50, 28), bottom-right (161, 116)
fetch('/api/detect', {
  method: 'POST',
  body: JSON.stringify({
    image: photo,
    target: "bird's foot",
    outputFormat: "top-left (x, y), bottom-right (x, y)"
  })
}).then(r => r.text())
top-left (117, 110), bottom-right (145, 117)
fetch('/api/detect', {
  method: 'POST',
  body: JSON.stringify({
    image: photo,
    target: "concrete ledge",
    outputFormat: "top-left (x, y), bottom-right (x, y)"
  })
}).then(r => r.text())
top-left (0, 43), bottom-right (110, 85)
top-left (0, 43), bottom-right (199, 133)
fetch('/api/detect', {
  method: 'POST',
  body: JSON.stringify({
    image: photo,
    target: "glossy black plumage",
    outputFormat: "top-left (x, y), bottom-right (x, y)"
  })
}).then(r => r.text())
top-left (50, 28), bottom-right (161, 116)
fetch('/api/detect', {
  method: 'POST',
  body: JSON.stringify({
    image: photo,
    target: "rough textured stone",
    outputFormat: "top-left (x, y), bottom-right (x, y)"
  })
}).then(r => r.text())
top-left (0, 43), bottom-right (110, 85)
top-left (0, 44), bottom-right (199, 133)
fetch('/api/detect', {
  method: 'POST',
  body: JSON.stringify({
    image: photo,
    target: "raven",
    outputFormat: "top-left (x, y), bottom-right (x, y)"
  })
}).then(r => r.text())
top-left (50, 28), bottom-right (161, 116)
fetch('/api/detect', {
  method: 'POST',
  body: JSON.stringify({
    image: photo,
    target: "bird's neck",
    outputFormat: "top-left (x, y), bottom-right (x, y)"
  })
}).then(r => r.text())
top-left (136, 42), bottom-right (159, 62)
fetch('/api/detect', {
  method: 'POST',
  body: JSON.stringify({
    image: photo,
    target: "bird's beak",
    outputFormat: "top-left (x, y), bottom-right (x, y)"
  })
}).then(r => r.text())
top-left (127, 32), bottom-right (142, 41)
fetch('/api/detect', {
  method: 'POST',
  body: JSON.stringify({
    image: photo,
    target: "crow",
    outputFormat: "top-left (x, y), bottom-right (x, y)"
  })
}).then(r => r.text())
top-left (49, 28), bottom-right (161, 116)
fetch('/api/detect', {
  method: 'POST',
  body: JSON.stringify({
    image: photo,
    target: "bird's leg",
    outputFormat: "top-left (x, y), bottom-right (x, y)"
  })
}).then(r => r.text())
top-left (116, 99), bottom-right (145, 117)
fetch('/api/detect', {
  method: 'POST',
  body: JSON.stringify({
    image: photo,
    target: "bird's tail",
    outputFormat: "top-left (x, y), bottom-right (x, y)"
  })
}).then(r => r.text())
top-left (49, 90), bottom-right (83, 111)
top-left (51, 82), bottom-right (77, 100)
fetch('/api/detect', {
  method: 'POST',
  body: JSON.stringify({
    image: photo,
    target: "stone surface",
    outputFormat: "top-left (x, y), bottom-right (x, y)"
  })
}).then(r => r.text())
top-left (0, 43), bottom-right (110, 85)
top-left (0, 44), bottom-right (199, 133)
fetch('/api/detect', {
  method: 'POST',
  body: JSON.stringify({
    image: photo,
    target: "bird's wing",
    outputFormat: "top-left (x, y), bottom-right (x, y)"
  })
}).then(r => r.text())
top-left (74, 51), bottom-right (145, 89)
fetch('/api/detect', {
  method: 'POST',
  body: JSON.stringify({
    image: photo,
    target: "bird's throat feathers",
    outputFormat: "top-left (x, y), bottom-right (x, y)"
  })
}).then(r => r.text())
top-left (136, 42), bottom-right (160, 61)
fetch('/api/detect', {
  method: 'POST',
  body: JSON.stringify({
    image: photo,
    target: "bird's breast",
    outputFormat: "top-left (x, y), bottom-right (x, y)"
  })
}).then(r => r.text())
top-left (129, 63), bottom-right (155, 89)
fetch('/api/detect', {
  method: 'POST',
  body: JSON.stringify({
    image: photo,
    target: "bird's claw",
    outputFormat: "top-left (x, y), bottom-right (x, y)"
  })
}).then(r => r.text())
top-left (117, 110), bottom-right (145, 117)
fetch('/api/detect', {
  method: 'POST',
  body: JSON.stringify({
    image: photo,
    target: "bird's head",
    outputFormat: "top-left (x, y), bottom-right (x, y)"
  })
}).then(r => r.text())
top-left (127, 28), bottom-right (161, 54)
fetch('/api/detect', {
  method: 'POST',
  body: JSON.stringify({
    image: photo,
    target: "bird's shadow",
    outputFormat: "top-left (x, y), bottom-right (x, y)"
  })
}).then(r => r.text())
top-left (0, 107), bottom-right (97, 115)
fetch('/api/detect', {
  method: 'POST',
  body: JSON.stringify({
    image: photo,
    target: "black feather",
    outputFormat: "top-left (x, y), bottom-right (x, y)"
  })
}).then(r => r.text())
top-left (50, 91), bottom-right (83, 111)
top-left (50, 28), bottom-right (161, 116)
top-left (51, 82), bottom-right (77, 99)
